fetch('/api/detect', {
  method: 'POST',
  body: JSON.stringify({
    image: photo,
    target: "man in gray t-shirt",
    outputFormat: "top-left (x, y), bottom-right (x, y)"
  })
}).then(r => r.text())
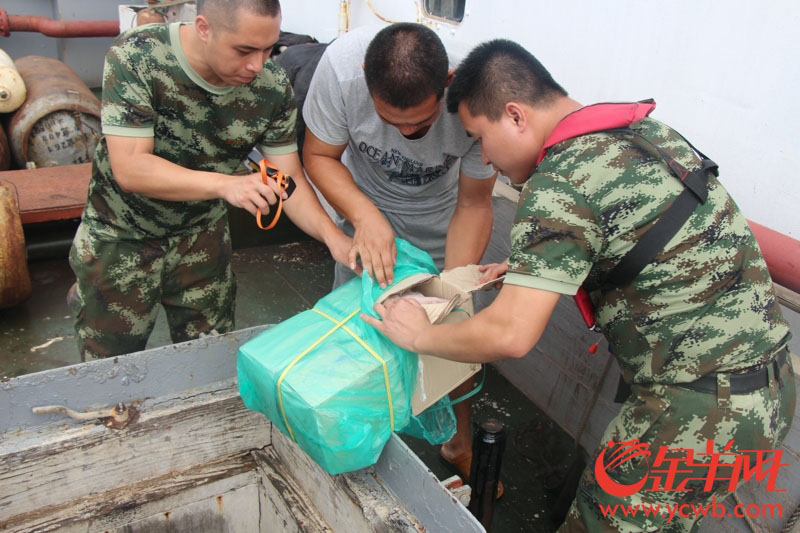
top-left (304, 24), bottom-right (495, 288)
top-left (303, 23), bottom-right (498, 495)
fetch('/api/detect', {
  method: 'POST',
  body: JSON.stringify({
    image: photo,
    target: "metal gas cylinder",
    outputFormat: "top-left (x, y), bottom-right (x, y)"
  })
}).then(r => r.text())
top-left (7, 56), bottom-right (101, 169)
top-left (0, 48), bottom-right (26, 113)
top-left (0, 125), bottom-right (9, 170)
top-left (0, 180), bottom-right (32, 308)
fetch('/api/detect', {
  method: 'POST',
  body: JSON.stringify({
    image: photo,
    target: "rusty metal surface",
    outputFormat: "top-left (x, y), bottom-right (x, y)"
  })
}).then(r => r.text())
top-left (0, 126), bottom-right (9, 171)
top-left (7, 56), bottom-right (100, 169)
top-left (0, 163), bottom-right (90, 224)
top-left (26, 109), bottom-right (101, 167)
top-left (31, 401), bottom-right (140, 429)
top-left (0, 180), bottom-right (31, 308)
top-left (0, 9), bottom-right (8, 38)
top-left (0, 9), bottom-right (119, 38)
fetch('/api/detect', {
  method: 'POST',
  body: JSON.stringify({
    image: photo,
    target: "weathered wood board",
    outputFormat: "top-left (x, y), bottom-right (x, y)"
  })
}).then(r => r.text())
top-left (0, 327), bottom-right (484, 533)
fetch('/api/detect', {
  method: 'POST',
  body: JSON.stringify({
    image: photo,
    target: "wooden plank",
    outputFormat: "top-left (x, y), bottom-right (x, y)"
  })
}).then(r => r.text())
top-left (1, 326), bottom-right (269, 434)
top-left (269, 426), bottom-right (423, 532)
top-left (0, 382), bottom-right (271, 524)
top-left (252, 448), bottom-right (333, 532)
top-left (0, 163), bottom-right (90, 224)
top-left (4, 456), bottom-right (260, 532)
top-left (0, 325), bottom-right (486, 532)
top-left (107, 480), bottom-right (263, 533)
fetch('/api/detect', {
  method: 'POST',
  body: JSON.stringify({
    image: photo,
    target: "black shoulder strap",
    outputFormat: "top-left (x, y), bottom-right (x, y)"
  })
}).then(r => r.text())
top-left (600, 128), bottom-right (719, 290)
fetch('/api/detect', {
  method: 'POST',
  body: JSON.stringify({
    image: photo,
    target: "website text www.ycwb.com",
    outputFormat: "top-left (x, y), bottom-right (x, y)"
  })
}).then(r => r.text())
top-left (598, 496), bottom-right (782, 524)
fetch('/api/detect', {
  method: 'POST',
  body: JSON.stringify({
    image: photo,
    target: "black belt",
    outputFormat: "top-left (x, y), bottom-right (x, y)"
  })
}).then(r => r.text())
top-left (679, 347), bottom-right (789, 395)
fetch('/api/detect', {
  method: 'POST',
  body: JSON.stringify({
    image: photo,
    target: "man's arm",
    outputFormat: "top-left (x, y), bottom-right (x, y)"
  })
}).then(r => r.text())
top-left (303, 128), bottom-right (397, 287)
top-left (444, 171), bottom-right (497, 270)
top-left (107, 135), bottom-right (354, 268)
top-left (267, 150), bottom-right (354, 269)
top-left (362, 283), bottom-right (561, 363)
top-left (106, 135), bottom-right (282, 215)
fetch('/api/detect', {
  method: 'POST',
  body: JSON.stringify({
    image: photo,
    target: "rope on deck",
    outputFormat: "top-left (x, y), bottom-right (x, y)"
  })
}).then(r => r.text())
top-left (781, 501), bottom-right (800, 533)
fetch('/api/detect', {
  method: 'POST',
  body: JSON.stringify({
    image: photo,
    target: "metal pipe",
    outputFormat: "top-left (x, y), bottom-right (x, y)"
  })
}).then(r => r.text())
top-left (0, 9), bottom-right (119, 38)
top-left (25, 237), bottom-right (75, 261)
top-left (775, 284), bottom-right (800, 315)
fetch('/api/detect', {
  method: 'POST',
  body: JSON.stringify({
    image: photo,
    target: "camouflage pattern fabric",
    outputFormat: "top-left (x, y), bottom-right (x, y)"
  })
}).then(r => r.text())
top-left (559, 355), bottom-right (795, 532)
top-left (504, 111), bottom-right (795, 531)
top-left (69, 22), bottom-right (296, 357)
top-left (506, 116), bottom-right (790, 384)
top-left (83, 22), bottom-right (297, 241)
top-left (69, 217), bottom-right (235, 359)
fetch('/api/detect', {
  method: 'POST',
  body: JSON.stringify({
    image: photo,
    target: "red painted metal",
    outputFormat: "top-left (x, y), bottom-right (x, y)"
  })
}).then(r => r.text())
top-left (747, 220), bottom-right (800, 295)
top-left (0, 9), bottom-right (119, 38)
top-left (0, 163), bottom-right (91, 224)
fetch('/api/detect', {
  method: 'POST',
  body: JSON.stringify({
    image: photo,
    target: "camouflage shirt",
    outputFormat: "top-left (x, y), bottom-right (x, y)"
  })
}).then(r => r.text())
top-left (505, 102), bottom-right (790, 384)
top-left (82, 23), bottom-right (297, 240)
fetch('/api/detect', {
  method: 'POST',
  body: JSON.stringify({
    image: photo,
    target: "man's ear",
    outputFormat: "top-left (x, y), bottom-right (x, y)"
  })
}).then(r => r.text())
top-left (195, 15), bottom-right (211, 42)
top-left (444, 68), bottom-right (455, 88)
top-left (506, 102), bottom-right (527, 130)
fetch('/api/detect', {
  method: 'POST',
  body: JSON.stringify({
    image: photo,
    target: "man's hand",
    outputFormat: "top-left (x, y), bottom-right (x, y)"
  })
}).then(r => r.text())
top-left (350, 212), bottom-right (397, 288)
top-left (220, 172), bottom-right (285, 216)
top-left (361, 297), bottom-right (433, 352)
top-left (327, 231), bottom-right (362, 276)
top-left (479, 260), bottom-right (508, 289)
top-left (303, 130), bottom-right (397, 285)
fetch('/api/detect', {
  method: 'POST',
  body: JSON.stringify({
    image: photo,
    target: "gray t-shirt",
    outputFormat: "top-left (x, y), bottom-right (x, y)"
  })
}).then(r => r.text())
top-left (303, 26), bottom-right (493, 222)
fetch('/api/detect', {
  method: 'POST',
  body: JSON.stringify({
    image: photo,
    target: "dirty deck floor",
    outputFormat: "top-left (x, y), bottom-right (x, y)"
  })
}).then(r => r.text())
top-left (0, 237), bottom-right (577, 532)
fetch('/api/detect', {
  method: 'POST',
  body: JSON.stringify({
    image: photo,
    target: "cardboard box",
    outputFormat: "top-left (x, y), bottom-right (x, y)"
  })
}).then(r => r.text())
top-left (377, 265), bottom-right (500, 415)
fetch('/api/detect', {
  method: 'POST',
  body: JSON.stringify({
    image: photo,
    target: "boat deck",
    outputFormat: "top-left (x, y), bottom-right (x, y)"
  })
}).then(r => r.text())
top-left (0, 232), bottom-right (575, 532)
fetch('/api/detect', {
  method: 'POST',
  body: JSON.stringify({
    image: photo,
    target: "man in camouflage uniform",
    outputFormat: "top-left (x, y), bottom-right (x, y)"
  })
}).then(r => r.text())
top-left (363, 39), bottom-right (795, 531)
top-left (69, 0), bottom-right (352, 359)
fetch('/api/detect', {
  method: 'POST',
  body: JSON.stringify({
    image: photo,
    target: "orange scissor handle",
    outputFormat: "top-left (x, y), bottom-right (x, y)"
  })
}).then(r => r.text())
top-left (256, 160), bottom-right (289, 230)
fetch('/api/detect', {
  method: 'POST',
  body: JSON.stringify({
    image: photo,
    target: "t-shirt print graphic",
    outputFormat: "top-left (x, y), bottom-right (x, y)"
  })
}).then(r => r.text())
top-left (358, 142), bottom-right (457, 186)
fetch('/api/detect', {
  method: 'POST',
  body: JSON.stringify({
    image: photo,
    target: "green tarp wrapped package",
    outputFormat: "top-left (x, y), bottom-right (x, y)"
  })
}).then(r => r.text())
top-left (237, 239), bottom-right (456, 475)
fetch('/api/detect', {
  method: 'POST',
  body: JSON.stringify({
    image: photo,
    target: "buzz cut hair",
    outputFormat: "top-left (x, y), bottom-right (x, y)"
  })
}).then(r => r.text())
top-left (364, 22), bottom-right (449, 109)
top-left (446, 39), bottom-right (567, 121)
top-left (197, 0), bottom-right (281, 31)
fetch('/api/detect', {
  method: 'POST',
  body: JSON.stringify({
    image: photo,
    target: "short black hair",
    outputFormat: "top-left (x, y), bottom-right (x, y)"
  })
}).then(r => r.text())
top-left (446, 39), bottom-right (567, 120)
top-left (197, 0), bottom-right (281, 31)
top-left (364, 23), bottom-right (449, 109)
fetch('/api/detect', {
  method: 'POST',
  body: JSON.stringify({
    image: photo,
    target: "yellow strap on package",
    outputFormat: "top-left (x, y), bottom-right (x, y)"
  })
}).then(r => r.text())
top-left (276, 307), bottom-right (395, 441)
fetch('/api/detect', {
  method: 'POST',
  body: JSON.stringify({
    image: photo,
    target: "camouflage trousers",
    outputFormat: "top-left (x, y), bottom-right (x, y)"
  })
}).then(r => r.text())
top-left (559, 350), bottom-right (795, 532)
top-left (68, 217), bottom-right (236, 359)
